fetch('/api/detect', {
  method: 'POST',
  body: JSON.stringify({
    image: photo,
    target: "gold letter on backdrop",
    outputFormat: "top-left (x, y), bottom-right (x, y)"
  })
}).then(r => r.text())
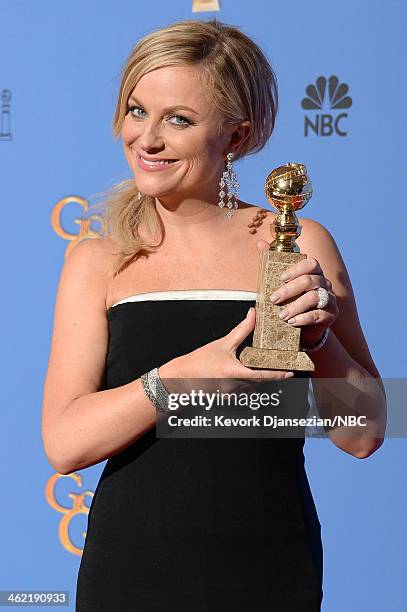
top-left (51, 195), bottom-right (106, 258)
top-left (192, 0), bottom-right (220, 12)
top-left (45, 472), bottom-right (94, 556)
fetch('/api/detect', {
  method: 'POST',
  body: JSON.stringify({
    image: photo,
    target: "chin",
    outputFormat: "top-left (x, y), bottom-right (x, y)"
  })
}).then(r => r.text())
top-left (135, 184), bottom-right (173, 200)
top-left (134, 176), bottom-right (186, 199)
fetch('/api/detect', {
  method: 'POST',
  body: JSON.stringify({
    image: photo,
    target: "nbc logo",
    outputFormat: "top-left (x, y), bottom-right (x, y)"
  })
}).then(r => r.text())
top-left (301, 76), bottom-right (352, 137)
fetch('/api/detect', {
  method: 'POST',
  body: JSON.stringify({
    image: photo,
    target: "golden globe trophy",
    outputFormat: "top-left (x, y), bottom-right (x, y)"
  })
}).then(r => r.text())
top-left (239, 162), bottom-right (315, 371)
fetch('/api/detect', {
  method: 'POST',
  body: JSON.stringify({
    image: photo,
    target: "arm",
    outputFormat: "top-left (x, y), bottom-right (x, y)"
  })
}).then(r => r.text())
top-left (298, 219), bottom-right (387, 459)
top-left (41, 238), bottom-right (179, 475)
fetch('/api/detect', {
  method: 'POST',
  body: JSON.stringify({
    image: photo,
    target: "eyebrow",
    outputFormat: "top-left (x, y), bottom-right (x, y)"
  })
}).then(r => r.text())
top-left (128, 96), bottom-right (199, 115)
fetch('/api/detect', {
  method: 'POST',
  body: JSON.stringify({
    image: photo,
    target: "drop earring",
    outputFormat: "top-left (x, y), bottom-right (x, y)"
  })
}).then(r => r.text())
top-left (137, 191), bottom-right (143, 200)
top-left (218, 152), bottom-right (239, 219)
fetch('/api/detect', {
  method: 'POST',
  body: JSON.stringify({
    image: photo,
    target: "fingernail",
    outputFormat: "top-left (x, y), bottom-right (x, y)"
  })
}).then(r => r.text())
top-left (284, 372), bottom-right (295, 378)
top-left (281, 272), bottom-right (290, 281)
top-left (246, 307), bottom-right (253, 319)
top-left (270, 293), bottom-right (280, 303)
top-left (279, 309), bottom-right (289, 319)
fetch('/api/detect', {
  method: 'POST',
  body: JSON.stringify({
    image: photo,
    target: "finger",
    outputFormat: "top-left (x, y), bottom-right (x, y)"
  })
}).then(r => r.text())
top-left (278, 289), bottom-right (333, 322)
top-left (284, 309), bottom-right (335, 326)
top-left (279, 256), bottom-right (323, 282)
top-left (241, 368), bottom-right (295, 381)
top-left (271, 275), bottom-right (332, 305)
top-left (225, 306), bottom-right (256, 352)
top-left (229, 362), bottom-right (295, 380)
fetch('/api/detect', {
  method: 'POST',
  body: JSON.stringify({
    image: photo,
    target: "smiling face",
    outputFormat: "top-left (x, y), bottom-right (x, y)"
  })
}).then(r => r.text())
top-left (121, 65), bottom-right (239, 204)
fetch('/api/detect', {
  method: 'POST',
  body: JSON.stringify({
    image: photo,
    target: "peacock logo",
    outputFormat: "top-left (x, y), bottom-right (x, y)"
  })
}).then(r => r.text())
top-left (301, 76), bottom-right (352, 137)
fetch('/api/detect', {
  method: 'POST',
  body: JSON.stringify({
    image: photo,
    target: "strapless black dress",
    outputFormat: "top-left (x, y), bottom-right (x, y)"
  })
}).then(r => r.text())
top-left (75, 290), bottom-right (323, 611)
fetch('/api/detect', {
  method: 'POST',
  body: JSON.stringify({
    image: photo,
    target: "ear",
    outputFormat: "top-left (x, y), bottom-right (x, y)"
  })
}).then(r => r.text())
top-left (224, 121), bottom-right (251, 157)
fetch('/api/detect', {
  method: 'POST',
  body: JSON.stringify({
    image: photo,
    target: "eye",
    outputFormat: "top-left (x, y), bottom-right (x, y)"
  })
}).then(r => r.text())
top-left (127, 105), bottom-right (146, 119)
top-left (168, 114), bottom-right (191, 128)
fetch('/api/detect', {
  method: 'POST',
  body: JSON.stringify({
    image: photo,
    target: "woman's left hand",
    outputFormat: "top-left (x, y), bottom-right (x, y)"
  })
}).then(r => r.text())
top-left (257, 240), bottom-right (339, 348)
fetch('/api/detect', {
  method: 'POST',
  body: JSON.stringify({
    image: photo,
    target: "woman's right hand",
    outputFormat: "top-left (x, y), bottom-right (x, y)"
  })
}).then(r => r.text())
top-left (160, 307), bottom-right (294, 396)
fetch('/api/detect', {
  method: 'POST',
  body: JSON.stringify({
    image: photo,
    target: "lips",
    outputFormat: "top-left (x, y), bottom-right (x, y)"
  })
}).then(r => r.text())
top-left (136, 152), bottom-right (180, 172)
top-left (140, 157), bottom-right (177, 166)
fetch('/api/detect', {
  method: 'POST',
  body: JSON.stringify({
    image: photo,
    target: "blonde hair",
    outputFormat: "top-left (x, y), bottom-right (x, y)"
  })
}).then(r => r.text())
top-left (91, 18), bottom-right (278, 276)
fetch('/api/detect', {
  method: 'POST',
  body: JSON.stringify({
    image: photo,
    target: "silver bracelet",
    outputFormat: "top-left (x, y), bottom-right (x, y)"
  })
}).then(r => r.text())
top-left (140, 367), bottom-right (171, 416)
top-left (301, 328), bottom-right (330, 353)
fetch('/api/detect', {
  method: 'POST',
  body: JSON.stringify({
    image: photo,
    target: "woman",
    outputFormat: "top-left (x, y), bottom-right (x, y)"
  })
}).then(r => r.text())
top-left (41, 18), bottom-right (386, 611)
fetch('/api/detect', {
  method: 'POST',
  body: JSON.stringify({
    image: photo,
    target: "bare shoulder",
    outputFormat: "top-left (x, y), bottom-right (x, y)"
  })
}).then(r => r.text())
top-left (237, 202), bottom-right (276, 241)
top-left (289, 216), bottom-right (349, 296)
top-left (298, 216), bottom-right (334, 241)
top-left (296, 217), bottom-right (344, 268)
top-left (67, 236), bottom-right (119, 263)
top-left (58, 236), bottom-right (123, 314)
top-left (68, 236), bottom-right (120, 277)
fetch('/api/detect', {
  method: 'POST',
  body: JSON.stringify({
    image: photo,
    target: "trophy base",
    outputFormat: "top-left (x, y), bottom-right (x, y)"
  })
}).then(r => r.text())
top-left (239, 346), bottom-right (315, 372)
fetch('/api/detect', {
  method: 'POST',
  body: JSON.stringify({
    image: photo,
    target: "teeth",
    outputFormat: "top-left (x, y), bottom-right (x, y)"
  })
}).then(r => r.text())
top-left (140, 157), bottom-right (175, 166)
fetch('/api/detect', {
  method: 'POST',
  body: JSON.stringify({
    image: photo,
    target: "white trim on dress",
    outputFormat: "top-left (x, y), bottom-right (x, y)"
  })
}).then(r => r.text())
top-left (110, 289), bottom-right (258, 308)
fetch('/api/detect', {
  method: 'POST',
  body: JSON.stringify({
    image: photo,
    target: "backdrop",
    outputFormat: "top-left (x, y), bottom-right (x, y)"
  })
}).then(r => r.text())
top-left (1, 1), bottom-right (406, 610)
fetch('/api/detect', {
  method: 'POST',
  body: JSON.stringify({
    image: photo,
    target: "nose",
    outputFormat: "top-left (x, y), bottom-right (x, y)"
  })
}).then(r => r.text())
top-left (138, 119), bottom-right (164, 152)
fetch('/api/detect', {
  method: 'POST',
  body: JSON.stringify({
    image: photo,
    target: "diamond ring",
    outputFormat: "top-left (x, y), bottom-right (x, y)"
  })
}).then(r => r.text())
top-left (316, 287), bottom-right (329, 309)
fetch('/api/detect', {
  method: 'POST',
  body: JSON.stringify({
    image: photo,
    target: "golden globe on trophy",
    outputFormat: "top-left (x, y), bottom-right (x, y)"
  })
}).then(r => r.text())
top-left (239, 162), bottom-right (315, 371)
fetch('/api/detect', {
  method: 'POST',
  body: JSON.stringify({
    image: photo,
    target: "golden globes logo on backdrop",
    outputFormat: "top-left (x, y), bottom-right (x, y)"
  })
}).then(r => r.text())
top-left (192, 0), bottom-right (220, 11)
top-left (51, 196), bottom-right (107, 257)
top-left (0, 89), bottom-right (12, 140)
top-left (302, 76), bottom-right (352, 137)
top-left (45, 472), bottom-right (94, 556)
